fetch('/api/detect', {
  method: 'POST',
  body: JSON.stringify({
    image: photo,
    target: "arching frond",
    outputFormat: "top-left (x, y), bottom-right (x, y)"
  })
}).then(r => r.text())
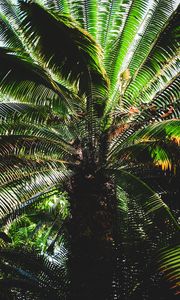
top-left (111, 141), bottom-right (179, 173)
top-left (114, 169), bottom-right (179, 297)
top-left (0, 102), bottom-right (82, 145)
top-left (0, 102), bottom-right (51, 125)
top-left (63, 0), bottom-right (97, 37)
top-left (157, 245), bottom-right (180, 296)
top-left (135, 76), bottom-right (180, 122)
top-left (0, 0), bottom-right (22, 34)
top-left (0, 122), bottom-right (75, 150)
top-left (115, 169), bottom-right (179, 227)
top-left (0, 166), bottom-right (70, 220)
top-left (97, 0), bottom-right (126, 49)
top-left (0, 47), bottom-right (79, 114)
top-left (109, 120), bottom-right (180, 160)
top-left (0, 248), bottom-right (68, 299)
top-left (124, 5), bottom-right (179, 105)
top-left (129, 120), bottom-right (180, 145)
top-left (18, 1), bottom-right (108, 97)
top-left (107, 0), bottom-right (148, 91)
top-left (0, 13), bottom-right (25, 50)
top-left (0, 158), bottom-right (67, 188)
top-left (43, 0), bottom-right (62, 11)
top-left (0, 139), bottom-right (75, 167)
top-left (108, 76), bottom-right (180, 153)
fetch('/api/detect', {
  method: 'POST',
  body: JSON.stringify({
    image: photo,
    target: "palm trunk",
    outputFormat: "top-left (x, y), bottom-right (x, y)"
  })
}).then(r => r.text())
top-left (67, 169), bottom-right (117, 300)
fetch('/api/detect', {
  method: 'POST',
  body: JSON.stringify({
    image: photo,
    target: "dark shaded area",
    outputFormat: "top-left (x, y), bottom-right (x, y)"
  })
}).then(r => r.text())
top-left (140, 167), bottom-right (180, 218)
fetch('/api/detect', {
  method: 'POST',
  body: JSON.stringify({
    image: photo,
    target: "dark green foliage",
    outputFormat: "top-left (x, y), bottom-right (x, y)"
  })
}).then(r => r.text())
top-left (0, 0), bottom-right (179, 299)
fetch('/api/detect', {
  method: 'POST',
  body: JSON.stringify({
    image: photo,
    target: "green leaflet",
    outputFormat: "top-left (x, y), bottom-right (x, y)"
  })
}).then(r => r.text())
top-left (109, 119), bottom-right (180, 160)
top-left (107, 0), bottom-right (148, 92)
top-left (115, 169), bottom-right (179, 226)
top-left (19, 1), bottom-right (108, 95)
top-left (124, 5), bottom-right (179, 105)
top-left (0, 248), bottom-right (68, 298)
top-left (156, 245), bottom-right (180, 295)
top-left (0, 167), bottom-right (70, 220)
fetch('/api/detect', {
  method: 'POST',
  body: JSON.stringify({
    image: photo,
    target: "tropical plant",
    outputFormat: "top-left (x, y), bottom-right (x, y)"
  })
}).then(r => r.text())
top-left (0, 0), bottom-right (179, 299)
top-left (2, 190), bottom-right (69, 252)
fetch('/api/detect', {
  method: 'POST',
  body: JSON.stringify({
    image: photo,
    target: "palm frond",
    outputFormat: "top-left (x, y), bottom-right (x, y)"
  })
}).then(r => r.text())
top-left (0, 247), bottom-right (68, 299)
top-left (0, 158), bottom-right (66, 188)
top-left (0, 47), bottom-right (79, 113)
top-left (114, 169), bottom-right (179, 227)
top-left (0, 166), bottom-right (70, 220)
top-left (111, 141), bottom-right (179, 173)
top-left (0, 122), bottom-right (76, 150)
top-left (0, 139), bottom-right (75, 167)
top-left (106, 0), bottom-right (148, 91)
top-left (108, 76), bottom-right (180, 152)
top-left (135, 76), bottom-right (180, 122)
top-left (43, 0), bottom-right (62, 11)
top-left (0, 187), bottom-right (61, 227)
top-left (124, 5), bottom-right (179, 105)
top-left (0, 13), bottom-right (25, 50)
top-left (0, 102), bottom-right (82, 144)
top-left (157, 244), bottom-right (180, 296)
top-left (97, 0), bottom-right (125, 49)
top-left (63, 0), bottom-right (97, 37)
top-left (0, 102), bottom-right (50, 125)
top-left (114, 170), bottom-right (179, 298)
top-left (128, 1), bottom-right (176, 77)
top-left (18, 1), bottom-right (108, 97)
top-left (136, 62), bottom-right (179, 106)
top-left (130, 120), bottom-right (180, 145)
top-left (109, 120), bottom-right (180, 160)
top-left (0, 0), bottom-right (21, 34)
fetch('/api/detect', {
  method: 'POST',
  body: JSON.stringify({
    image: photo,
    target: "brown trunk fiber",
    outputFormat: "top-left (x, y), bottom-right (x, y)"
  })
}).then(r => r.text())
top-left (67, 169), bottom-right (117, 300)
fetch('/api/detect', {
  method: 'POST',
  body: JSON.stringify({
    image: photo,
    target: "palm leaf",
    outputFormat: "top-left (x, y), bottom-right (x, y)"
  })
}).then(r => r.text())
top-left (0, 102), bottom-right (82, 143)
top-left (0, 13), bottom-right (25, 50)
top-left (0, 158), bottom-right (67, 188)
top-left (128, 1), bottom-right (176, 77)
top-left (0, 122), bottom-right (75, 150)
top-left (124, 5), bottom-right (179, 105)
top-left (156, 244), bottom-right (180, 296)
top-left (0, 248), bottom-right (68, 299)
top-left (109, 119), bottom-right (180, 160)
top-left (130, 120), bottom-right (180, 145)
top-left (114, 170), bottom-right (179, 297)
top-left (106, 0), bottom-right (148, 91)
top-left (18, 1), bottom-right (108, 97)
top-left (111, 141), bottom-right (178, 173)
top-left (97, 0), bottom-right (127, 52)
top-left (135, 76), bottom-right (180, 121)
top-left (0, 0), bottom-right (22, 36)
top-left (0, 47), bottom-right (78, 113)
top-left (0, 102), bottom-right (50, 125)
top-left (114, 169), bottom-right (179, 226)
top-left (43, 0), bottom-right (62, 11)
top-left (108, 76), bottom-right (180, 154)
top-left (0, 187), bottom-right (60, 227)
top-left (0, 166), bottom-right (70, 220)
top-left (0, 139), bottom-right (75, 166)
top-left (64, 0), bottom-right (97, 37)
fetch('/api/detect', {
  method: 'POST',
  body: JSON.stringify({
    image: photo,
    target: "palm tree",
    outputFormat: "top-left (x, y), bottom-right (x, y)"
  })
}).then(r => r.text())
top-left (0, 0), bottom-right (179, 299)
